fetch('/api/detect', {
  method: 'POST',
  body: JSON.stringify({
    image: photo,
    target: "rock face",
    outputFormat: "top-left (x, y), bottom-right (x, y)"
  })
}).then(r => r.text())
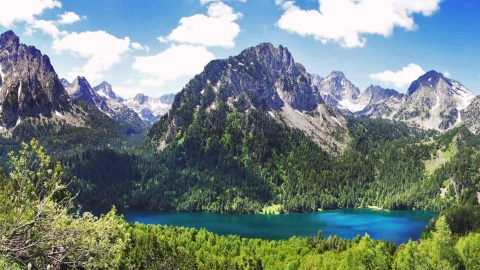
top-left (93, 81), bottom-right (124, 102)
top-left (150, 43), bottom-right (349, 152)
top-left (460, 96), bottom-right (480, 134)
top-left (66, 76), bottom-right (145, 127)
top-left (0, 30), bottom-right (69, 128)
top-left (315, 71), bottom-right (364, 113)
top-left (354, 85), bottom-right (404, 119)
top-left (123, 93), bottom-right (174, 125)
top-left (317, 69), bottom-right (476, 131)
top-left (394, 71), bottom-right (475, 130)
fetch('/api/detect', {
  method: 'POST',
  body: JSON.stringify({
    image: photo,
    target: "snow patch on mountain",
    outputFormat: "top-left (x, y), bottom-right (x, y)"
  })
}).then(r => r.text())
top-left (338, 98), bottom-right (367, 112)
top-left (0, 64), bottom-right (5, 85)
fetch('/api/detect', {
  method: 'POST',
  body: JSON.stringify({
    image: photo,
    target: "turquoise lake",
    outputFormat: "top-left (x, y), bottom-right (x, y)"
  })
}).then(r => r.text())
top-left (86, 208), bottom-right (437, 244)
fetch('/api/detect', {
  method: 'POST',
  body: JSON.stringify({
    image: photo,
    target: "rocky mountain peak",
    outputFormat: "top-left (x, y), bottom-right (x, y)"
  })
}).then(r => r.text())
top-left (364, 85), bottom-right (403, 101)
top-left (0, 30), bottom-right (20, 49)
top-left (407, 70), bottom-right (445, 96)
top-left (327, 71), bottom-right (346, 79)
top-left (93, 81), bottom-right (123, 102)
top-left (159, 93), bottom-right (175, 104)
top-left (67, 76), bottom-right (98, 104)
top-left (133, 93), bottom-right (148, 105)
top-left (238, 43), bottom-right (303, 79)
top-left (59, 78), bottom-right (70, 88)
top-left (0, 30), bottom-right (70, 128)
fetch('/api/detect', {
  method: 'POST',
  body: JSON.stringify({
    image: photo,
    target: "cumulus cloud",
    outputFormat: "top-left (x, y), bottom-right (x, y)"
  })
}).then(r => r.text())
top-left (58, 11), bottom-right (85, 24)
top-left (0, 0), bottom-right (62, 28)
top-left (28, 19), bottom-right (63, 38)
top-left (276, 0), bottom-right (442, 48)
top-left (131, 42), bottom-right (149, 52)
top-left (0, 0), bottom-right (61, 27)
top-left (53, 31), bottom-right (131, 81)
top-left (369, 64), bottom-right (426, 88)
top-left (160, 2), bottom-right (242, 48)
top-left (133, 44), bottom-right (215, 87)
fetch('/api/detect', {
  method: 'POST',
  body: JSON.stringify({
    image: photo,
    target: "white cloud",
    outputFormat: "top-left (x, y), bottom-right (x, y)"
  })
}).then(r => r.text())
top-left (276, 0), bottom-right (442, 48)
top-left (133, 44), bottom-right (215, 87)
top-left (160, 2), bottom-right (242, 48)
top-left (58, 11), bottom-right (85, 24)
top-left (0, 0), bottom-right (61, 27)
top-left (369, 63), bottom-right (426, 88)
top-left (443, 71), bottom-right (450, 78)
top-left (28, 19), bottom-right (63, 38)
top-left (131, 42), bottom-right (149, 52)
top-left (53, 31), bottom-right (131, 81)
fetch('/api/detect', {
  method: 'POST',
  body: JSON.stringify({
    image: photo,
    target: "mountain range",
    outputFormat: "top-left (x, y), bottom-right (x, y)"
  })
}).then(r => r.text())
top-left (0, 29), bottom-right (479, 148)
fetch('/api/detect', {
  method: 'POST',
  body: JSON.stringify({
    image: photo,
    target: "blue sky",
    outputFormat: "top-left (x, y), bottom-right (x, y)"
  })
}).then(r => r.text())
top-left (0, 0), bottom-right (479, 98)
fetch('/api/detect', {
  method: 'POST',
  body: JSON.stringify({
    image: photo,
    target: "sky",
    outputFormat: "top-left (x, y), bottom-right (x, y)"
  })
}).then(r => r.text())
top-left (0, 0), bottom-right (479, 98)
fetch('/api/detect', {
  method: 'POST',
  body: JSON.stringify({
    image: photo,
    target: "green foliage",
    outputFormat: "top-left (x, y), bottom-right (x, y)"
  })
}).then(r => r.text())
top-left (394, 216), bottom-right (463, 270)
top-left (67, 107), bottom-right (480, 213)
top-left (456, 232), bottom-right (480, 270)
top-left (120, 223), bottom-right (394, 270)
top-left (0, 139), bottom-right (129, 269)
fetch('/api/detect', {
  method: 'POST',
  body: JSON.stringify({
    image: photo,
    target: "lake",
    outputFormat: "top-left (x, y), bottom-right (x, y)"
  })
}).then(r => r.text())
top-left (85, 207), bottom-right (437, 244)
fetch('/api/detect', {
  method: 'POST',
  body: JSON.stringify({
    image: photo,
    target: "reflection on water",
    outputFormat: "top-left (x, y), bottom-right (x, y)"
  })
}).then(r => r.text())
top-left (84, 207), bottom-right (437, 244)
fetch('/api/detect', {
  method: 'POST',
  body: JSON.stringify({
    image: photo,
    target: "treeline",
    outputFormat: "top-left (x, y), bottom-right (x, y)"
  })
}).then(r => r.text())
top-left (64, 102), bottom-right (478, 213)
top-left (3, 140), bottom-right (480, 269)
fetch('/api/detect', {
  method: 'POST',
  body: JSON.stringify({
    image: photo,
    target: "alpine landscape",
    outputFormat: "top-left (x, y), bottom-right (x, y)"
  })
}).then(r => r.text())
top-left (0, 0), bottom-right (480, 269)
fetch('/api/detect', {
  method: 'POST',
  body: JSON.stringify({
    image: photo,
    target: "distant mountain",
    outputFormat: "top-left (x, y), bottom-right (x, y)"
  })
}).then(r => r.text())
top-left (315, 71), bottom-right (365, 113)
top-left (394, 71), bottom-right (476, 130)
top-left (459, 96), bottom-right (480, 134)
top-left (314, 72), bottom-right (405, 118)
top-left (59, 78), bottom-right (70, 89)
top-left (0, 30), bottom-right (69, 128)
top-left (93, 81), bottom-right (124, 102)
top-left (149, 43), bottom-right (348, 152)
top-left (66, 77), bottom-right (145, 128)
top-left (354, 85), bottom-right (404, 119)
top-left (123, 93), bottom-right (174, 125)
top-left (316, 69), bottom-right (476, 131)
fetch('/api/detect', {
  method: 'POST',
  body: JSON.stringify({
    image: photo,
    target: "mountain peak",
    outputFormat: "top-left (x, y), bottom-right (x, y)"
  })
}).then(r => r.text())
top-left (93, 81), bottom-right (123, 101)
top-left (407, 70), bottom-right (448, 96)
top-left (327, 71), bottom-right (345, 78)
top-left (0, 30), bottom-right (69, 128)
top-left (133, 93), bottom-right (148, 104)
top-left (0, 30), bottom-right (20, 48)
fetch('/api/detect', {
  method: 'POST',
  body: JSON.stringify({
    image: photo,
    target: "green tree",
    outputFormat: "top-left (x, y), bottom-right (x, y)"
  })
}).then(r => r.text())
top-left (0, 139), bottom-right (129, 269)
top-left (456, 233), bottom-right (480, 270)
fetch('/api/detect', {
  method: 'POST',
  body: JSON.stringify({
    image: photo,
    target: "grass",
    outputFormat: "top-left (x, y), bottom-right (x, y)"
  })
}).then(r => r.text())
top-left (424, 135), bottom-right (458, 176)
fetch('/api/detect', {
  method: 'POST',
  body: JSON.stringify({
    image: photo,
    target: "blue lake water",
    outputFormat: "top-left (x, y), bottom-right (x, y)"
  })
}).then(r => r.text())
top-left (85, 207), bottom-right (437, 244)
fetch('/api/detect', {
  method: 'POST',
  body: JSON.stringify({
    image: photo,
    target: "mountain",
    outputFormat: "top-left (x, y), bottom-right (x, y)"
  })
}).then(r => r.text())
top-left (149, 43), bottom-right (348, 152)
top-left (315, 69), bottom-right (476, 131)
top-left (66, 76), bottom-right (145, 128)
top-left (461, 95), bottom-right (480, 134)
top-left (314, 71), bottom-right (365, 113)
top-left (93, 81), bottom-right (124, 102)
top-left (123, 93), bottom-right (174, 125)
top-left (59, 78), bottom-right (70, 89)
top-left (354, 85), bottom-right (404, 119)
top-left (394, 71), bottom-right (476, 130)
top-left (0, 30), bottom-right (70, 129)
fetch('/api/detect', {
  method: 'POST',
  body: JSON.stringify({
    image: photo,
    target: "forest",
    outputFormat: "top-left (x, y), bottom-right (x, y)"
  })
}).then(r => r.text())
top-left (1, 140), bottom-right (480, 269)
top-left (63, 103), bottom-right (479, 214)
